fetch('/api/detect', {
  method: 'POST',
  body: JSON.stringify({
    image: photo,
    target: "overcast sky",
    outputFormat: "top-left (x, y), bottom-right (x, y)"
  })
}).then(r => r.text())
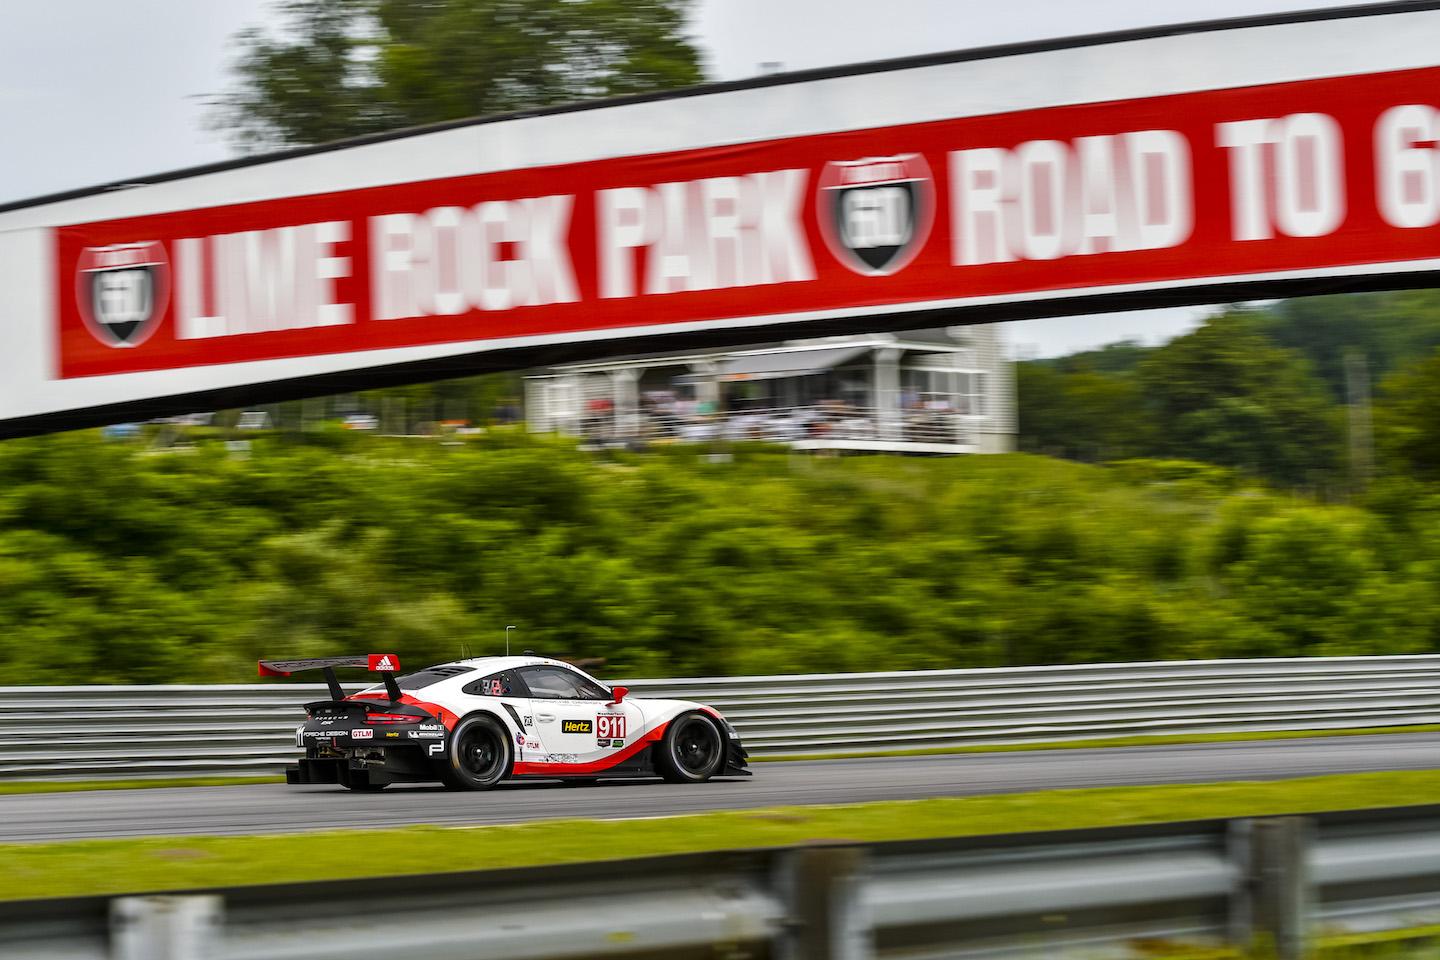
top-left (0, 0), bottom-right (1396, 356)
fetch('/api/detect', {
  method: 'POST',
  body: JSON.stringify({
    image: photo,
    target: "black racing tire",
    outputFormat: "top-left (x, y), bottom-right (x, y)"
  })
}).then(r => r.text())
top-left (438, 713), bottom-right (512, 790)
top-left (656, 712), bottom-right (725, 784)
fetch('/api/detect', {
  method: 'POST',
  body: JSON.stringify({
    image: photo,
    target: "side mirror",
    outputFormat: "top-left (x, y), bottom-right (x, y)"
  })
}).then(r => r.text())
top-left (610, 685), bottom-right (629, 704)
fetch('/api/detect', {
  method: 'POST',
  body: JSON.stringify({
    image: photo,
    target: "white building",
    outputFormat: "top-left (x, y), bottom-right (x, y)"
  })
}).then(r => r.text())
top-left (525, 325), bottom-right (1014, 455)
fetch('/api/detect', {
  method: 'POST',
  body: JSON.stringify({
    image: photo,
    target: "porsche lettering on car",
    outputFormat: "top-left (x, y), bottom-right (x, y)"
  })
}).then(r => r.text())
top-left (258, 653), bottom-right (750, 791)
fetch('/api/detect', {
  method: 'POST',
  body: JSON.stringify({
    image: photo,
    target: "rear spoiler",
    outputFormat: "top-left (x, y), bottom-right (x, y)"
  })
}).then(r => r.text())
top-left (258, 654), bottom-right (403, 702)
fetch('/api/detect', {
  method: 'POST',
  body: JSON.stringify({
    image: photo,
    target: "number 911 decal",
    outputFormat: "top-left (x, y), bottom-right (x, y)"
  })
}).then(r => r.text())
top-left (597, 714), bottom-right (626, 740)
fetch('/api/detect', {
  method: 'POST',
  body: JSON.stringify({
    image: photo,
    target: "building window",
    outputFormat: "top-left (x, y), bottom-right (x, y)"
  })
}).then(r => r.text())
top-left (958, 371), bottom-right (985, 417)
top-left (900, 357), bottom-right (987, 419)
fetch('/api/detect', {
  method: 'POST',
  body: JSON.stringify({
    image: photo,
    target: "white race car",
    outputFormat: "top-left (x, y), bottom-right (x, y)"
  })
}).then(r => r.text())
top-left (259, 653), bottom-right (751, 790)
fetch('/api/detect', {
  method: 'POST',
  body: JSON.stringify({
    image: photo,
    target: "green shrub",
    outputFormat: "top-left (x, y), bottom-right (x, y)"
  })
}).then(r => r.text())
top-left (0, 435), bottom-right (1435, 684)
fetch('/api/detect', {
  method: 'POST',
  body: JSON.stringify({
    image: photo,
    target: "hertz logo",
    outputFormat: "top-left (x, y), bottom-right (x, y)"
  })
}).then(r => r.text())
top-left (561, 719), bottom-right (593, 734)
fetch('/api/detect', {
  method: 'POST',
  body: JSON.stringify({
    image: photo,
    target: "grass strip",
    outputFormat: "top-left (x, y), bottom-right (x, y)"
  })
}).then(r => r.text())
top-left (3, 725), bottom-right (1436, 795)
top-left (1318, 924), bottom-right (1440, 956)
top-left (4, 769), bottom-right (1440, 901)
top-left (755, 724), bottom-right (1440, 762)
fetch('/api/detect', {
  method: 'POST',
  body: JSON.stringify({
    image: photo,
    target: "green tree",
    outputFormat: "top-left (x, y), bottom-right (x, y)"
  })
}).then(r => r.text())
top-left (215, 0), bottom-right (704, 150)
top-left (1137, 313), bottom-right (1342, 489)
top-left (1052, 338), bottom-right (1149, 376)
top-left (1375, 348), bottom-right (1440, 481)
top-left (1017, 364), bottom-right (1153, 462)
top-left (1256, 291), bottom-right (1440, 401)
top-left (3, 428), bottom-right (1438, 685)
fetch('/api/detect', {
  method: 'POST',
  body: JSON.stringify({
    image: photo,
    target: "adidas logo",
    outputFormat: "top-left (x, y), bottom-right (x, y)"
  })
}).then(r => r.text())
top-left (373, 655), bottom-right (394, 671)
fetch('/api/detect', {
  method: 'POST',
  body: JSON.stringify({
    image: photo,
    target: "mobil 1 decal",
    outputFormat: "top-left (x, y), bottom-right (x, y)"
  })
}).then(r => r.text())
top-left (75, 242), bottom-right (170, 348)
top-left (817, 154), bottom-right (935, 276)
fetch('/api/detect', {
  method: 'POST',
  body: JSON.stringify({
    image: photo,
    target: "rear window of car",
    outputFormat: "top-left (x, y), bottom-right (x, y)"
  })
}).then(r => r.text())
top-left (391, 666), bottom-right (475, 691)
top-left (462, 670), bottom-right (524, 697)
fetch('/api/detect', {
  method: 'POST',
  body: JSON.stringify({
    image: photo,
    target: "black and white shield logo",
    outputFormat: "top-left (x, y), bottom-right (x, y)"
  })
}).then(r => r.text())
top-left (817, 154), bottom-right (936, 277)
top-left (76, 242), bottom-right (170, 348)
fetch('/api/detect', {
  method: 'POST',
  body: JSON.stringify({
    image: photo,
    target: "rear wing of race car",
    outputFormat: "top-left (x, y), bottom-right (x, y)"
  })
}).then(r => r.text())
top-left (259, 654), bottom-right (403, 702)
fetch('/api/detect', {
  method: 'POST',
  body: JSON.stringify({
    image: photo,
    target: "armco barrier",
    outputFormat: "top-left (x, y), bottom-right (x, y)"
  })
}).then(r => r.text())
top-left (3, 806), bottom-right (1438, 960)
top-left (1, 655), bottom-right (1439, 780)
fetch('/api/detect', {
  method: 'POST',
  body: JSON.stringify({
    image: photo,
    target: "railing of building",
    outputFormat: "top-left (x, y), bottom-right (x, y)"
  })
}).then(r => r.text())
top-left (568, 403), bottom-right (980, 449)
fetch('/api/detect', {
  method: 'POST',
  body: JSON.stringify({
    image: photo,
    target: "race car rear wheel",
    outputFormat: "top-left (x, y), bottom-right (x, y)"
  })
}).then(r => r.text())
top-left (657, 712), bottom-right (725, 783)
top-left (439, 713), bottom-right (511, 790)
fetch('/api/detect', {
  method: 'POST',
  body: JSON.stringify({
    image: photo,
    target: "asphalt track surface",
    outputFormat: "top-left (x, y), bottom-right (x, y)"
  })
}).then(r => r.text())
top-left (2, 733), bottom-right (1434, 842)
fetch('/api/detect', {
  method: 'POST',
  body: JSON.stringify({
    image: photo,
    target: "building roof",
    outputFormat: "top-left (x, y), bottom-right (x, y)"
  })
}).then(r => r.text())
top-left (528, 326), bottom-right (981, 377)
top-left (717, 345), bottom-right (870, 381)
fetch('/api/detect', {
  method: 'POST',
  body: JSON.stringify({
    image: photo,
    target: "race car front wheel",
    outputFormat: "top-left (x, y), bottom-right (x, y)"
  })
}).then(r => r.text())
top-left (657, 712), bottom-right (725, 783)
top-left (439, 713), bottom-right (512, 790)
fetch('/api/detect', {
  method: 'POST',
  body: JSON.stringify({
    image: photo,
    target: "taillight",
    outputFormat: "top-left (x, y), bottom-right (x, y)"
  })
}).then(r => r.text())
top-left (365, 713), bottom-right (422, 724)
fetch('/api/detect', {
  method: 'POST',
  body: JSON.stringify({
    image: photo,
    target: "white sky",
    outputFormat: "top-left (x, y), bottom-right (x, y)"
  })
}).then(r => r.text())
top-left (0, 0), bottom-right (1395, 357)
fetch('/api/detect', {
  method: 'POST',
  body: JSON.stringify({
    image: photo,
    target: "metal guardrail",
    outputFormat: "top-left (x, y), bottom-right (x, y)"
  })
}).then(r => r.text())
top-left (1, 655), bottom-right (1439, 780)
top-left (4, 806), bottom-right (1438, 960)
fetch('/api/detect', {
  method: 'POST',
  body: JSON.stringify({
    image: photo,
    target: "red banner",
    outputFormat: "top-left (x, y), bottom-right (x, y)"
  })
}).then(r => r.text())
top-left (55, 64), bottom-right (1440, 379)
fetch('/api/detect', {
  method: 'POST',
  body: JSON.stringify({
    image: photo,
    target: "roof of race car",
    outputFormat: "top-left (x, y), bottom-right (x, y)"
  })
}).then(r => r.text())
top-left (355, 655), bottom-right (604, 697)
top-left (442, 655), bottom-right (583, 673)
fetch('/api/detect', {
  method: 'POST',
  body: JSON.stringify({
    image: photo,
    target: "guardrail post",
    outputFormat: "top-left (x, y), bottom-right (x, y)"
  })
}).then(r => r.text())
top-left (775, 846), bottom-right (871, 960)
top-left (1243, 817), bottom-right (1312, 960)
top-left (110, 895), bottom-right (222, 960)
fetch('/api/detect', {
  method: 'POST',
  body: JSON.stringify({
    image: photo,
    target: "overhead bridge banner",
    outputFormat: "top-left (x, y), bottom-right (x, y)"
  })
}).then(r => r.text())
top-left (9, 4), bottom-right (1440, 431)
top-left (54, 62), bottom-right (1440, 380)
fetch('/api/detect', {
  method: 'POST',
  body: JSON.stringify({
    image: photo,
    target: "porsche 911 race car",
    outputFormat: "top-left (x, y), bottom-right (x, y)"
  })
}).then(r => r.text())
top-left (259, 653), bottom-right (750, 790)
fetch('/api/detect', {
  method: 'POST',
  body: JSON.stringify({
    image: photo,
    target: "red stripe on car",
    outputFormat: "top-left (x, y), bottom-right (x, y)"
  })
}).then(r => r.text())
top-left (512, 723), bottom-right (669, 777)
top-left (346, 692), bottom-right (461, 729)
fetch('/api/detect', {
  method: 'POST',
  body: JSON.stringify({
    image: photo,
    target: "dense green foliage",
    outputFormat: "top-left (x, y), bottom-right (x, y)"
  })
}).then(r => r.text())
top-left (1136, 315), bottom-right (1341, 488)
top-left (3, 290), bottom-right (1438, 684)
top-left (1375, 350), bottom-right (1440, 484)
top-left (1255, 291), bottom-right (1440, 401)
top-left (1016, 364), bottom-right (1153, 463)
top-left (213, 0), bottom-right (704, 150)
top-left (1018, 293), bottom-right (1440, 491)
top-left (4, 430), bottom-right (1440, 685)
